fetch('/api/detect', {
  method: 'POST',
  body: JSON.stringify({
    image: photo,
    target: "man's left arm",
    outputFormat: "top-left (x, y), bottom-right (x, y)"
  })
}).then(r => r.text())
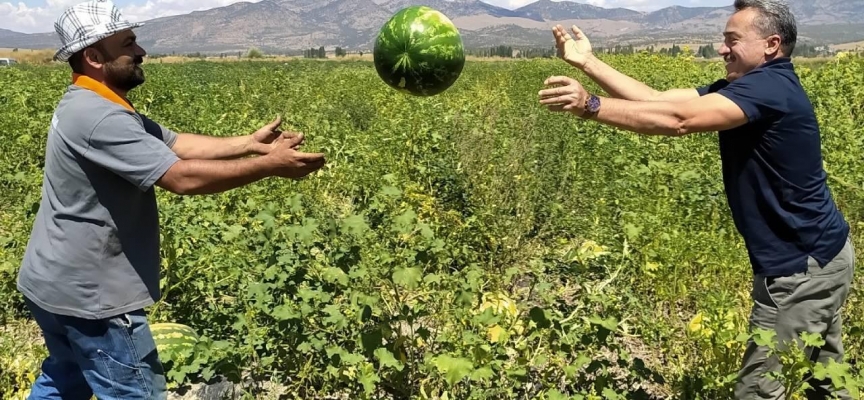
top-left (170, 133), bottom-right (257, 160)
top-left (143, 115), bottom-right (297, 160)
top-left (539, 76), bottom-right (752, 136)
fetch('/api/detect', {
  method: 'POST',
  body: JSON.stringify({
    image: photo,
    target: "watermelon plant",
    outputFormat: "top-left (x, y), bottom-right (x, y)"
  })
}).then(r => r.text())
top-left (373, 6), bottom-right (465, 96)
top-left (1, 53), bottom-right (863, 399)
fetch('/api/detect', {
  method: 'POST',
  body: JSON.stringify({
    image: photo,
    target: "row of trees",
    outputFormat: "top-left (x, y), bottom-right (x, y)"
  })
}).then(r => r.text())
top-left (303, 46), bottom-right (356, 58)
top-left (146, 42), bottom-right (846, 60)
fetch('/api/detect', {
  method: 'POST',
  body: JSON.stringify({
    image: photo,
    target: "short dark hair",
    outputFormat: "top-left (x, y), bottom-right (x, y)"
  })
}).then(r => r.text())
top-left (67, 42), bottom-right (108, 73)
top-left (734, 0), bottom-right (797, 56)
top-left (68, 51), bottom-right (85, 73)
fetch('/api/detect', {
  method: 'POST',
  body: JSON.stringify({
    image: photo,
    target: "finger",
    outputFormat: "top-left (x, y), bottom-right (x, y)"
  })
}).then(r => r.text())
top-left (556, 24), bottom-right (573, 41)
top-left (539, 85), bottom-right (569, 96)
top-left (555, 31), bottom-right (567, 46)
top-left (539, 95), bottom-right (571, 105)
top-left (539, 84), bottom-right (576, 97)
top-left (571, 25), bottom-right (585, 39)
top-left (296, 152), bottom-right (325, 162)
top-left (543, 76), bottom-right (575, 86)
top-left (552, 25), bottom-right (564, 40)
top-left (264, 114), bottom-right (282, 130)
top-left (284, 133), bottom-right (304, 147)
top-left (281, 132), bottom-right (302, 142)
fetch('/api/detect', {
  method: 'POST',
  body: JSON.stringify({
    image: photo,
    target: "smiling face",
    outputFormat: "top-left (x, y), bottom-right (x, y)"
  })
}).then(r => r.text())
top-left (78, 29), bottom-right (148, 92)
top-left (100, 30), bottom-right (147, 92)
top-left (718, 7), bottom-right (783, 81)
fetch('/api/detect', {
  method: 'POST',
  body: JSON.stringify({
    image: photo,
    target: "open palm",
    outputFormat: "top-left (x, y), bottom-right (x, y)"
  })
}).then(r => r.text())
top-left (553, 24), bottom-right (593, 68)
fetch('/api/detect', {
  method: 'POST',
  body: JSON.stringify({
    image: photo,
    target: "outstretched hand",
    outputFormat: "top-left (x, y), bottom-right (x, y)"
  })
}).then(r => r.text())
top-left (538, 76), bottom-right (589, 116)
top-left (249, 115), bottom-right (303, 154)
top-left (266, 134), bottom-right (326, 179)
top-left (552, 24), bottom-right (593, 69)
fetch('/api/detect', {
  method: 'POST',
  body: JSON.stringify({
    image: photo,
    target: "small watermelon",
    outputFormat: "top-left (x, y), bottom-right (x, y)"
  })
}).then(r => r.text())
top-left (150, 322), bottom-right (199, 367)
top-left (373, 6), bottom-right (465, 96)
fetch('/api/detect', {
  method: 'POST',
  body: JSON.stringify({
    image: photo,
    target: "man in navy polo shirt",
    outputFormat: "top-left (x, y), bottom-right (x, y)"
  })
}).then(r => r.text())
top-left (537, 0), bottom-right (854, 397)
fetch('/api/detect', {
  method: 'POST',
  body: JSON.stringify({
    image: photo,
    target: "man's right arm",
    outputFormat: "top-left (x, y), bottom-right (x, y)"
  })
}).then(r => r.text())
top-left (581, 54), bottom-right (700, 103)
top-left (156, 134), bottom-right (325, 195)
top-left (155, 157), bottom-right (274, 195)
top-left (82, 111), bottom-right (324, 196)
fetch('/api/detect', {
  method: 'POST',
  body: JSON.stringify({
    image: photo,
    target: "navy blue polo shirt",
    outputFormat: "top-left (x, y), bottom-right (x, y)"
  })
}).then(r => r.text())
top-left (697, 57), bottom-right (849, 277)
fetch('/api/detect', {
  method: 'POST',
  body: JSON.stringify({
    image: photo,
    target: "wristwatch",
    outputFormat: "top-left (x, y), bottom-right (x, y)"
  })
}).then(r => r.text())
top-left (581, 94), bottom-right (600, 119)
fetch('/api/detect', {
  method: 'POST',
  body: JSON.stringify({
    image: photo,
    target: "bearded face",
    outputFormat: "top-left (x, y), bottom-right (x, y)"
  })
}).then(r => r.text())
top-left (78, 30), bottom-right (147, 92)
top-left (103, 53), bottom-right (145, 91)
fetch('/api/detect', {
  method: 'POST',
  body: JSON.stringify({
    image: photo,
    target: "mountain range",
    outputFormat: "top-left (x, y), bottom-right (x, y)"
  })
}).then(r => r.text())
top-left (2, 0), bottom-right (863, 54)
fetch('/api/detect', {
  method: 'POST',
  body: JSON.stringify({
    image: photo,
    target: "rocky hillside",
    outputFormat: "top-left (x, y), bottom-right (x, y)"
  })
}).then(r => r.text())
top-left (2, 0), bottom-right (862, 54)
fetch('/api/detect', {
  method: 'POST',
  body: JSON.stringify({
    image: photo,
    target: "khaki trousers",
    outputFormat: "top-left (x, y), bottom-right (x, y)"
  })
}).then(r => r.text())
top-left (736, 236), bottom-right (856, 399)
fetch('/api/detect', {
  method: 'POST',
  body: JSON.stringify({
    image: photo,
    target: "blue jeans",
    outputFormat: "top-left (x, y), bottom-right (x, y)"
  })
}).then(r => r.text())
top-left (23, 297), bottom-right (167, 400)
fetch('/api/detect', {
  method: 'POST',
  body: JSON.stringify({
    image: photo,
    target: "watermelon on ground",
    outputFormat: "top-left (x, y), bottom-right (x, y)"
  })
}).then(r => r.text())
top-left (373, 6), bottom-right (466, 96)
top-left (150, 322), bottom-right (199, 367)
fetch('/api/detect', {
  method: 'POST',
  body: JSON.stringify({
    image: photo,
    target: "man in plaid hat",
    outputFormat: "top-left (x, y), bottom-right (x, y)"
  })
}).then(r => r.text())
top-left (17, 1), bottom-right (325, 398)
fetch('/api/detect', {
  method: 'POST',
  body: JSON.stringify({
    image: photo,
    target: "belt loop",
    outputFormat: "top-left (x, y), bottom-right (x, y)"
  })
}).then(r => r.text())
top-left (121, 313), bottom-right (132, 328)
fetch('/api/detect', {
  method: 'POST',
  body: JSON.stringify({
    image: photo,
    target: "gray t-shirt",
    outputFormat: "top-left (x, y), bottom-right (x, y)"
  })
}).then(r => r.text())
top-left (17, 84), bottom-right (180, 319)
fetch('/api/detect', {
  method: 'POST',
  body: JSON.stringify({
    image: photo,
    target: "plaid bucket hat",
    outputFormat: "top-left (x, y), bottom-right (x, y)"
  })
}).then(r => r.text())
top-left (53, 0), bottom-right (143, 62)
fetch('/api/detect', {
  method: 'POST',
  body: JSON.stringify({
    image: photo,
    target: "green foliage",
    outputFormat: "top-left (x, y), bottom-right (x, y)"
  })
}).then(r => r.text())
top-left (1, 53), bottom-right (863, 399)
top-left (246, 47), bottom-right (264, 59)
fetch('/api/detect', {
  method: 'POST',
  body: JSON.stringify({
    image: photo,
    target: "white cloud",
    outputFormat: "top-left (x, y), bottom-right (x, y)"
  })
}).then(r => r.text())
top-left (501, 0), bottom-right (540, 8)
top-left (0, 0), bottom-right (251, 33)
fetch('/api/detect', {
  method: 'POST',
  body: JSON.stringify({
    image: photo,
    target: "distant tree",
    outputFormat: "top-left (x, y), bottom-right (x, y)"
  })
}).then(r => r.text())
top-left (698, 44), bottom-right (718, 58)
top-left (247, 47), bottom-right (264, 58)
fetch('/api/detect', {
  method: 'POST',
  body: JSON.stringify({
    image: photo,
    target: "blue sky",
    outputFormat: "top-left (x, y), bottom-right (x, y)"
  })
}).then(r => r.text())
top-left (2, 0), bottom-right (733, 34)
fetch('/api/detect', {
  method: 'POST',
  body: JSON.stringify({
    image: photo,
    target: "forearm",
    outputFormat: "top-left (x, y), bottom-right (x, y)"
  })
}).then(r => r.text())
top-left (589, 97), bottom-right (687, 136)
top-left (158, 156), bottom-right (274, 195)
top-left (581, 55), bottom-right (664, 101)
top-left (171, 133), bottom-right (254, 160)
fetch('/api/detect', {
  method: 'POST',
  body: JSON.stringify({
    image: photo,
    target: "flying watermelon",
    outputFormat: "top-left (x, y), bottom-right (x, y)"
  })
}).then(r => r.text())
top-left (373, 6), bottom-right (466, 96)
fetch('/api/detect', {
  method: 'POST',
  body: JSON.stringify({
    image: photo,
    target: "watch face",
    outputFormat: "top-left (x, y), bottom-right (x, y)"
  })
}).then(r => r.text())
top-left (587, 95), bottom-right (601, 112)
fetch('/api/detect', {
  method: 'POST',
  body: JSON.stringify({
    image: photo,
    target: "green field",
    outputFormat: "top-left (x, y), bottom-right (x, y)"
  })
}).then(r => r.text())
top-left (1, 53), bottom-right (863, 399)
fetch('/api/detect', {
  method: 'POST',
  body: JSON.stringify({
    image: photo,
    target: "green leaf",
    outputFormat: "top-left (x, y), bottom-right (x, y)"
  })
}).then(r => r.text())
top-left (545, 389), bottom-right (569, 400)
top-left (380, 185), bottom-right (401, 198)
top-left (341, 214), bottom-right (369, 237)
top-left (357, 363), bottom-right (380, 395)
top-left (374, 348), bottom-right (404, 371)
top-left (623, 223), bottom-right (642, 241)
top-left (322, 266), bottom-right (349, 286)
top-left (529, 307), bottom-right (551, 329)
top-left (392, 267), bottom-right (422, 289)
top-left (270, 304), bottom-right (299, 321)
top-left (470, 366), bottom-right (493, 382)
top-left (588, 315), bottom-right (619, 331)
top-left (393, 209), bottom-right (417, 234)
top-left (800, 331), bottom-right (826, 348)
top-left (603, 387), bottom-right (623, 399)
top-left (430, 354), bottom-right (474, 386)
top-left (323, 304), bottom-right (346, 327)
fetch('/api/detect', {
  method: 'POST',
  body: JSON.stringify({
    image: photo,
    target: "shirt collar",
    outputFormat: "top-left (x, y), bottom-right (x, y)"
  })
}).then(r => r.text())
top-left (71, 73), bottom-right (135, 112)
top-left (759, 57), bottom-right (793, 69)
